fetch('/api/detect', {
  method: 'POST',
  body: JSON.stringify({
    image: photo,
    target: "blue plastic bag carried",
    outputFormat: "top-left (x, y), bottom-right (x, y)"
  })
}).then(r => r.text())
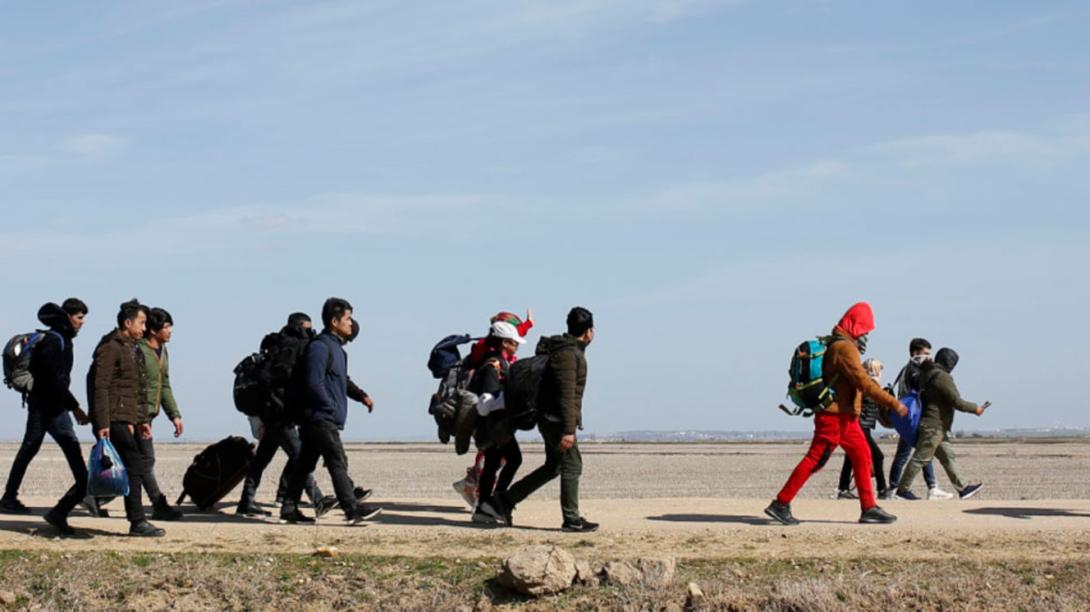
top-left (87, 437), bottom-right (129, 497)
top-left (889, 391), bottom-right (923, 447)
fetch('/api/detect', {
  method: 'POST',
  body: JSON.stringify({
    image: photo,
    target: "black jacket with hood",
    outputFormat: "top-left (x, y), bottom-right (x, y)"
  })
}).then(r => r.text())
top-left (27, 303), bottom-right (80, 415)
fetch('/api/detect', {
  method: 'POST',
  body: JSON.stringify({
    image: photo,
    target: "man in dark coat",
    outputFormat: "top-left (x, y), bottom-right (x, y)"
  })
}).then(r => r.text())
top-left (2, 299), bottom-right (93, 521)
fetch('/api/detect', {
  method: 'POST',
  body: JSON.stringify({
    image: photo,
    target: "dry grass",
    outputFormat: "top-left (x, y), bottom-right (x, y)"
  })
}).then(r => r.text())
top-left (0, 551), bottom-right (1086, 611)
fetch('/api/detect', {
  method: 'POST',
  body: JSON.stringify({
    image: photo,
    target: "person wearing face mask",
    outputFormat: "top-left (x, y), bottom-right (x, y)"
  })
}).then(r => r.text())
top-left (894, 348), bottom-right (987, 500)
top-left (766, 302), bottom-right (908, 526)
top-left (884, 338), bottom-right (952, 501)
top-left (835, 358), bottom-right (892, 499)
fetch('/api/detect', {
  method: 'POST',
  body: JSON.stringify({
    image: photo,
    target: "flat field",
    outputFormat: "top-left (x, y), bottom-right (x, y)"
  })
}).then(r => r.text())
top-left (0, 438), bottom-right (1088, 610)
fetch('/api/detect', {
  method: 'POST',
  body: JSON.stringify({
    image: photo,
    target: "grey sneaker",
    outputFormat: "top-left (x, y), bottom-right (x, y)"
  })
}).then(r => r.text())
top-left (859, 506), bottom-right (897, 524)
top-left (764, 501), bottom-right (799, 526)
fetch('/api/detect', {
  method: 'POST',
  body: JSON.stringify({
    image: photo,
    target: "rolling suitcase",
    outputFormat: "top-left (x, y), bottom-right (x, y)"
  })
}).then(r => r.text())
top-left (176, 436), bottom-right (254, 511)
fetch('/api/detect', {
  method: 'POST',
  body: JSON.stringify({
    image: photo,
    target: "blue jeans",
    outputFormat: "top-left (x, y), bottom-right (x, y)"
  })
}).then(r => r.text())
top-left (888, 436), bottom-right (935, 490)
top-left (4, 406), bottom-right (87, 500)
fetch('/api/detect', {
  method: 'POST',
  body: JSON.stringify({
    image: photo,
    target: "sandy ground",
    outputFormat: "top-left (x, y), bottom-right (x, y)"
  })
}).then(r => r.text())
top-left (1, 439), bottom-right (1089, 562)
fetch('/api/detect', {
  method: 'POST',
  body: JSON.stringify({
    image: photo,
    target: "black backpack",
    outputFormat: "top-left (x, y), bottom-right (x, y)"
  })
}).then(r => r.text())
top-left (3, 330), bottom-right (63, 398)
top-left (232, 353), bottom-right (267, 417)
top-left (503, 354), bottom-right (550, 431)
top-left (282, 336), bottom-right (337, 425)
top-left (426, 334), bottom-right (478, 447)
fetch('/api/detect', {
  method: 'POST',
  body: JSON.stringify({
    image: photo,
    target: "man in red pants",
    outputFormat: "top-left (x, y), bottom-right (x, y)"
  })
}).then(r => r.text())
top-left (766, 302), bottom-right (908, 525)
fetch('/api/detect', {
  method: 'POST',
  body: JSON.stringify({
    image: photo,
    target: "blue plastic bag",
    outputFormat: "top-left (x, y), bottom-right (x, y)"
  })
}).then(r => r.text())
top-left (889, 391), bottom-right (923, 447)
top-left (87, 438), bottom-right (129, 497)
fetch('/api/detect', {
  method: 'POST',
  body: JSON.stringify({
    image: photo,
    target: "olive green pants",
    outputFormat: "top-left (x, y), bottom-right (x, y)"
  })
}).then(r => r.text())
top-left (897, 425), bottom-right (966, 493)
top-left (506, 420), bottom-right (582, 524)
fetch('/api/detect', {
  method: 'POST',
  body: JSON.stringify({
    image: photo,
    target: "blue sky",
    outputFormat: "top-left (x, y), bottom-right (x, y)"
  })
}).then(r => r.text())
top-left (1, 1), bottom-right (1088, 441)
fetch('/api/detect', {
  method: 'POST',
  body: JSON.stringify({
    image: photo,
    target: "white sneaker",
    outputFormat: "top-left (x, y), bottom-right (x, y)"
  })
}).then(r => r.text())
top-left (928, 486), bottom-right (955, 500)
top-left (452, 479), bottom-right (477, 510)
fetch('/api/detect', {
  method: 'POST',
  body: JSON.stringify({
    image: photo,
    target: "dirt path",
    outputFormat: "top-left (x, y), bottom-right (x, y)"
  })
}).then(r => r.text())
top-left (6, 496), bottom-right (1090, 562)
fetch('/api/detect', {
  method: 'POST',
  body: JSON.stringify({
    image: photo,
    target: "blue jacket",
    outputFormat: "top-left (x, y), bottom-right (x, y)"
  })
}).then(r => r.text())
top-left (304, 332), bottom-right (349, 429)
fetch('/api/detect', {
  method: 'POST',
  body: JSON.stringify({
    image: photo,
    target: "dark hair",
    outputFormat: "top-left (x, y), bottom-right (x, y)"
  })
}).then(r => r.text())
top-left (146, 307), bottom-right (174, 335)
top-left (321, 297), bottom-right (353, 329)
top-left (287, 312), bottom-right (312, 328)
top-left (61, 298), bottom-right (88, 316)
top-left (909, 338), bottom-right (932, 355)
top-left (116, 299), bottom-right (144, 328)
top-left (566, 306), bottom-right (594, 337)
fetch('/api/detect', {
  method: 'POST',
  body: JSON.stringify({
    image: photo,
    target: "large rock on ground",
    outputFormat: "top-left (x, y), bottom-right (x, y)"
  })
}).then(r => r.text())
top-left (499, 545), bottom-right (578, 596)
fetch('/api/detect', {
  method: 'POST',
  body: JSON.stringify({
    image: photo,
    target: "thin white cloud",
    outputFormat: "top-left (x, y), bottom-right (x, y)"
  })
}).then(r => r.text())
top-left (647, 120), bottom-right (1090, 211)
top-left (58, 133), bottom-right (125, 157)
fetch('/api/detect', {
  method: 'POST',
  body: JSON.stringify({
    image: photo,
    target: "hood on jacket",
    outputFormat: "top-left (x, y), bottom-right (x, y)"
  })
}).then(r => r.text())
top-left (835, 302), bottom-right (875, 340)
top-left (280, 322), bottom-right (314, 341)
top-left (935, 347), bottom-right (959, 373)
top-left (37, 303), bottom-right (74, 337)
top-left (536, 333), bottom-right (584, 357)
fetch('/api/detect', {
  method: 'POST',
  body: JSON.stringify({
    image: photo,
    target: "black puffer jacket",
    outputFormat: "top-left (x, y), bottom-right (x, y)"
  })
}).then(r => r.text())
top-left (88, 330), bottom-right (148, 430)
top-left (27, 303), bottom-right (80, 414)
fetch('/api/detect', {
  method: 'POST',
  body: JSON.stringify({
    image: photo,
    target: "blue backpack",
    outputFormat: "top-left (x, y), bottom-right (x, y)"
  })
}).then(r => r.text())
top-left (889, 390), bottom-right (923, 446)
top-left (784, 337), bottom-right (841, 417)
top-left (427, 334), bottom-right (476, 379)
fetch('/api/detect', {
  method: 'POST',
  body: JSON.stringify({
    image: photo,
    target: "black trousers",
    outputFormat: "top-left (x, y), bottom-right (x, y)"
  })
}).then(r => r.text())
top-left (108, 423), bottom-right (148, 523)
top-left (477, 438), bottom-right (522, 507)
top-left (6, 406), bottom-right (86, 501)
top-left (839, 426), bottom-right (886, 492)
top-left (136, 435), bottom-right (162, 501)
top-left (238, 422), bottom-right (322, 508)
top-left (282, 420), bottom-right (356, 518)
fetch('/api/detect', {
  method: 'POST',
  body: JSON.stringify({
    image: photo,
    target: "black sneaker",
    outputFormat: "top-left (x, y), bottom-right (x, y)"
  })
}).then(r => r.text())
top-left (279, 509), bottom-right (315, 524)
top-left (0, 497), bottom-right (31, 515)
top-left (152, 495), bottom-right (183, 521)
top-left (562, 517), bottom-right (599, 533)
top-left (44, 508), bottom-right (76, 537)
top-left (314, 495), bottom-right (339, 518)
top-left (236, 503), bottom-right (271, 517)
top-left (959, 483), bottom-right (984, 500)
top-left (895, 489), bottom-right (921, 501)
top-left (129, 521), bottom-right (166, 537)
top-left (478, 499), bottom-right (507, 525)
top-left (859, 506), bottom-right (897, 524)
top-left (836, 489), bottom-right (859, 500)
top-left (354, 487), bottom-right (373, 502)
top-left (764, 501), bottom-right (799, 526)
top-left (352, 504), bottom-right (383, 521)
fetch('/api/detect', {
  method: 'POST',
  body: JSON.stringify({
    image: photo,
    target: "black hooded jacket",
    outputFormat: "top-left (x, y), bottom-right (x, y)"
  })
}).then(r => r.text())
top-left (27, 303), bottom-right (80, 414)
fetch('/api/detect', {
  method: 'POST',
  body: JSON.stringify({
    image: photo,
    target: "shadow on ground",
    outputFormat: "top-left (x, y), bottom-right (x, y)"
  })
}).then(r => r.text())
top-left (964, 507), bottom-right (1090, 520)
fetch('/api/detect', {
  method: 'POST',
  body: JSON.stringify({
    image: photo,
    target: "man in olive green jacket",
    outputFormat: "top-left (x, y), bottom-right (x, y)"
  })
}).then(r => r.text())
top-left (139, 307), bottom-right (184, 521)
top-left (896, 348), bottom-right (988, 500)
top-left (485, 307), bottom-right (598, 533)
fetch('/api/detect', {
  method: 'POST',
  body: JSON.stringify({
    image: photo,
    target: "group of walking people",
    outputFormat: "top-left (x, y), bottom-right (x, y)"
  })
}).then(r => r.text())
top-left (766, 302), bottom-right (989, 526)
top-left (3, 298), bottom-right (184, 537)
top-left (4, 297), bottom-right (984, 537)
top-left (3, 296), bottom-right (598, 536)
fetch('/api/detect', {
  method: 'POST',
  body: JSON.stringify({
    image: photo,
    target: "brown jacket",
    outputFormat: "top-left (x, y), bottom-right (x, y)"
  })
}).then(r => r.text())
top-left (88, 330), bottom-right (149, 430)
top-left (822, 327), bottom-right (902, 417)
top-left (536, 334), bottom-right (588, 435)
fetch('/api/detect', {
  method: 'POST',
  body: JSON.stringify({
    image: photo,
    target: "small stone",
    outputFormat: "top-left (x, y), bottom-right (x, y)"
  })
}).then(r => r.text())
top-left (686, 582), bottom-right (705, 610)
top-left (602, 561), bottom-right (642, 586)
top-left (575, 560), bottom-right (596, 585)
top-left (637, 557), bottom-right (677, 588)
top-left (0, 592), bottom-right (15, 607)
top-left (314, 546), bottom-right (339, 558)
